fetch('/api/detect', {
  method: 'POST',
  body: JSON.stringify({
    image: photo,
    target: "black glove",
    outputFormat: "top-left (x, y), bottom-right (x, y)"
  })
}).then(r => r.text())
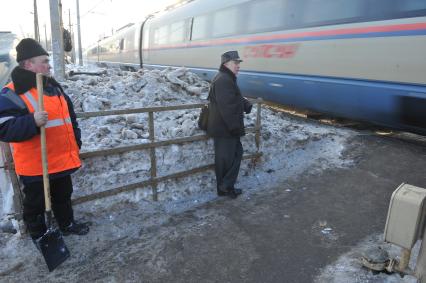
top-left (245, 103), bottom-right (253, 114)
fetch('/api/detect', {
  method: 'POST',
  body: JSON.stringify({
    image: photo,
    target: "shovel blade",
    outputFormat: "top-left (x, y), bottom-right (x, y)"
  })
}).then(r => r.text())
top-left (36, 228), bottom-right (70, 272)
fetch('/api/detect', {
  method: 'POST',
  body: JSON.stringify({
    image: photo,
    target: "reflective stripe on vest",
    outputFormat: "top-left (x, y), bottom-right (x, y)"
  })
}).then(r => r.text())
top-left (5, 82), bottom-right (81, 176)
top-left (0, 116), bottom-right (15, 124)
top-left (23, 91), bottom-right (37, 110)
top-left (22, 91), bottom-right (72, 128)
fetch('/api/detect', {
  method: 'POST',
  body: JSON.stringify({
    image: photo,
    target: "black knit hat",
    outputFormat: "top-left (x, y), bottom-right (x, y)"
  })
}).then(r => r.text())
top-left (16, 38), bottom-right (49, 62)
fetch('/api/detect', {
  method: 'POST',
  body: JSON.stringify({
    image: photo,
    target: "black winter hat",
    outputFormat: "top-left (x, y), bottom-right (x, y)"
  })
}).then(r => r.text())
top-left (16, 38), bottom-right (49, 62)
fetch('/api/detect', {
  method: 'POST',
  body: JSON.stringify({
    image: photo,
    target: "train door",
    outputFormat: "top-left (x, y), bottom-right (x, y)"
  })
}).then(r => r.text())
top-left (139, 17), bottom-right (153, 68)
top-left (118, 38), bottom-right (124, 63)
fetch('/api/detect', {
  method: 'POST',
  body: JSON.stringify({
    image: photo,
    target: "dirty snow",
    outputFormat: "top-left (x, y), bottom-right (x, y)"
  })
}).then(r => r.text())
top-left (0, 64), bottom-right (412, 281)
top-left (315, 233), bottom-right (420, 283)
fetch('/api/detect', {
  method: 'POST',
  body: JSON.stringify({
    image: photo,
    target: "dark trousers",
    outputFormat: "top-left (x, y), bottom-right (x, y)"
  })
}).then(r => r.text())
top-left (22, 175), bottom-right (74, 236)
top-left (213, 137), bottom-right (243, 192)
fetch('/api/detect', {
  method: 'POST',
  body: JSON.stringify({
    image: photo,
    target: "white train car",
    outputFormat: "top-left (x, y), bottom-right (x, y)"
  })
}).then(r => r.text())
top-left (0, 32), bottom-right (17, 88)
top-left (86, 0), bottom-right (426, 134)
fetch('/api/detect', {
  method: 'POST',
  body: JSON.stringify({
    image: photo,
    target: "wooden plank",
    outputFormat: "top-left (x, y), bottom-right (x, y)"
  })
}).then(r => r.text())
top-left (0, 143), bottom-right (24, 223)
top-left (76, 103), bottom-right (206, 118)
top-left (255, 100), bottom-right (262, 150)
top-left (79, 128), bottom-right (256, 159)
top-left (148, 111), bottom-right (158, 201)
top-left (72, 152), bottom-right (262, 205)
top-left (79, 134), bottom-right (210, 159)
top-left (76, 99), bottom-right (263, 119)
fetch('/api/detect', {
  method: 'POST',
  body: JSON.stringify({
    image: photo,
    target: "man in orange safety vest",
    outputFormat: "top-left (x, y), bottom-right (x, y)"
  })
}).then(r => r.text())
top-left (0, 38), bottom-right (89, 240)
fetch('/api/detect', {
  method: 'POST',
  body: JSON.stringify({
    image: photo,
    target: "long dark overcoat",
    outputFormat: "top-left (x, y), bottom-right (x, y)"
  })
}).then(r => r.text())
top-left (207, 66), bottom-right (252, 138)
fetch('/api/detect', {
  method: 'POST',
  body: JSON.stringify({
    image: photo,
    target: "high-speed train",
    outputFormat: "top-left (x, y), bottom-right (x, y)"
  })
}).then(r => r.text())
top-left (0, 32), bottom-right (17, 88)
top-left (85, 0), bottom-right (426, 134)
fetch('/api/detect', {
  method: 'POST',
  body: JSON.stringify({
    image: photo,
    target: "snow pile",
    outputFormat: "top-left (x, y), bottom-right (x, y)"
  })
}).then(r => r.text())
top-left (65, 67), bottom-right (209, 150)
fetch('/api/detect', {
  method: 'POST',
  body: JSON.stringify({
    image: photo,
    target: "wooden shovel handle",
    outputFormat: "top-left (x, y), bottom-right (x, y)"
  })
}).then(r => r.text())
top-left (36, 73), bottom-right (51, 212)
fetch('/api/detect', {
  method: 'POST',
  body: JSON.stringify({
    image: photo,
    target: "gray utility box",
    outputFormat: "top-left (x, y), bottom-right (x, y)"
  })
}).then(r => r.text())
top-left (384, 183), bottom-right (426, 250)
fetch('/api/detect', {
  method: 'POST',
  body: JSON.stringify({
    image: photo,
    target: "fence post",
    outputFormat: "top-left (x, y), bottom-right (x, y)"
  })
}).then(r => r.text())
top-left (0, 142), bottom-right (25, 233)
top-left (255, 99), bottom-right (262, 152)
top-left (148, 112), bottom-right (158, 201)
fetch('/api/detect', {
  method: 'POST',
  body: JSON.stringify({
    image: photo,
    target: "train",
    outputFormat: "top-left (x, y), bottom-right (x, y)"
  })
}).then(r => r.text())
top-left (85, 0), bottom-right (426, 134)
top-left (0, 32), bottom-right (17, 88)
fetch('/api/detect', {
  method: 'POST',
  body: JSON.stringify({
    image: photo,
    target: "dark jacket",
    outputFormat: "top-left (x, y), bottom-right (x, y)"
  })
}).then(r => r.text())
top-left (0, 67), bottom-right (81, 182)
top-left (207, 65), bottom-right (252, 138)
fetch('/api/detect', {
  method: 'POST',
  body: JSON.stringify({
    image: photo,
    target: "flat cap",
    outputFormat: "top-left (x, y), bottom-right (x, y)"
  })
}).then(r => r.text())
top-left (221, 50), bottom-right (243, 64)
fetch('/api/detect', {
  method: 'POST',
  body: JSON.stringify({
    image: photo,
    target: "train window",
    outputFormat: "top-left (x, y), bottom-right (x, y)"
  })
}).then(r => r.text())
top-left (98, 46), bottom-right (108, 53)
top-left (247, 0), bottom-right (285, 33)
top-left (134, 28), bottom-right (139, 50)
top-left (109, 43), bottom-right (115, 52)
top-left (154, 25), bottom-right (169, 45)
top-left (119, 39), bottom-right (124, 51)
top-left (212, 6), bottom-right (239, 37)
top-left (394, 0), bottom-right (426, 14)
top-left (170, 21), bottom-right (185, 43)
top-left (365, 0), bottom-right (426, 21)
top-left (301, 0), bottom-right (364, 27)
top-left (123, 30), bottom-right (134, 51)
top-left (143, 28), bottom-right (150, 49)
top-left (192, 14), bottom-right (209, 40)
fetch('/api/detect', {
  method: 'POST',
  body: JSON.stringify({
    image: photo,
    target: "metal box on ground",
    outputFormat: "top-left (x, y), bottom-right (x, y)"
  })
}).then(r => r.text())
top-left (384, 183), bottom-right (426, 250)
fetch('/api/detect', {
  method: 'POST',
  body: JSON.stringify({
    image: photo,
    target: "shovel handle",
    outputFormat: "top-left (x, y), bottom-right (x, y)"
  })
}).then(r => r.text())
top-left (36, 73), bottom-right (52, 212)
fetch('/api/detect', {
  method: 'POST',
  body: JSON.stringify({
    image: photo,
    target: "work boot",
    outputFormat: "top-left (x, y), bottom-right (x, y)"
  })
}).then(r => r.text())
top-left (217, 185), bottom-right (230, 197)
top-left (60, 221), bottom-right (90, 236)
top-left (228, 188), bottom-right (242, 199)
top-left (217, 189), bottom-right (229, 196)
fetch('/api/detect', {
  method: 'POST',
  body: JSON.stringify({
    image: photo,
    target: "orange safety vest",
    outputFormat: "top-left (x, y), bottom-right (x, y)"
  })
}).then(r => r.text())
top-left (5, 82), bottom-right (81, 176)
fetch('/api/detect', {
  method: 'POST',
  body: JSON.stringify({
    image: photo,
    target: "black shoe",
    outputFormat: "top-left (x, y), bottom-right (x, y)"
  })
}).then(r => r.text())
top-left (217, 189), bottom-right (229, 196)
top-left (60, 221), bottom-right (90, 236)
top-left (228, 188), bottom-right (242, 199)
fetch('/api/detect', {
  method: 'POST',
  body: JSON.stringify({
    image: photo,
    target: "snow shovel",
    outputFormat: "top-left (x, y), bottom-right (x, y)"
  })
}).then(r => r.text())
top-left (35, 73), bottom-right (70, 272)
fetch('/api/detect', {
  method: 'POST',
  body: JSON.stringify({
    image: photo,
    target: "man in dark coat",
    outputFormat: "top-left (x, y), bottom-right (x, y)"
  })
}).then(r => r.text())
top-left (207, 50), bottom-right (252, 199)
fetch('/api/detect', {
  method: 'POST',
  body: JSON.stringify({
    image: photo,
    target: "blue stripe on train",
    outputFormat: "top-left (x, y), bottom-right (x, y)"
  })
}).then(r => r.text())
top-left (244, 73), bottom-right (426, 133)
